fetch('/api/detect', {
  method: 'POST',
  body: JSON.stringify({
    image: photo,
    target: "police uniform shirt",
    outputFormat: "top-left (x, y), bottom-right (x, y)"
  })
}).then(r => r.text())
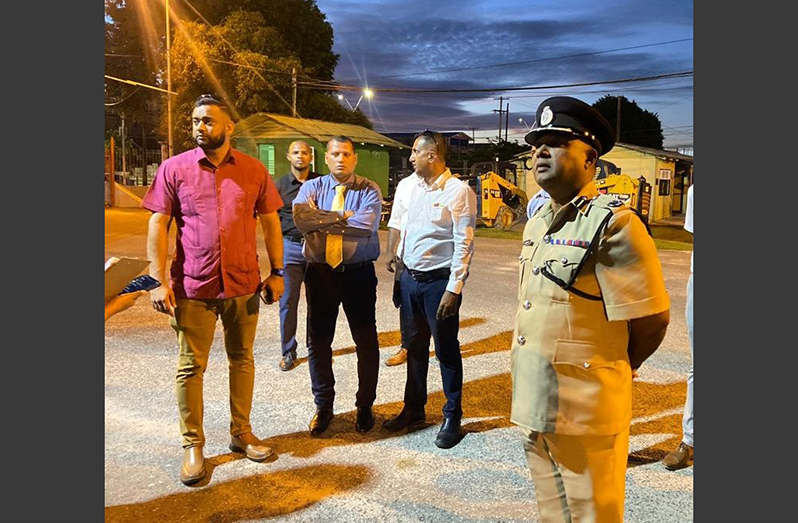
top-left (511, 181), bottom-right (670, 436)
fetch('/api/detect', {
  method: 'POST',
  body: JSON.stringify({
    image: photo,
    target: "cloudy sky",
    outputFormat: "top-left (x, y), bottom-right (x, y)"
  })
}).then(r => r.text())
top-left (314, 0), bottom-right (693, 147)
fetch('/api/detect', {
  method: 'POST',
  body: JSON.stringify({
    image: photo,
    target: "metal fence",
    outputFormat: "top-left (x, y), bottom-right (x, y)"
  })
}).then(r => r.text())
top-left (112, 142), bottom-right (163, 186)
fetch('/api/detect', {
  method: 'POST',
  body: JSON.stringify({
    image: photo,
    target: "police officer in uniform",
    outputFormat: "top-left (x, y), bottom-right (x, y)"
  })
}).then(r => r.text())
top-left (512, 97), bottom-right (670, 522)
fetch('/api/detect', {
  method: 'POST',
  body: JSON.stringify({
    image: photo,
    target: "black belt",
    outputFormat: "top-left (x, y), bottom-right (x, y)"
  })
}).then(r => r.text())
top-left (311, 261), bottom-right (372, 273)
top-left (407, 267), bottom-right (450, 282)
top-left (285, 235), bottom-right (304, 244)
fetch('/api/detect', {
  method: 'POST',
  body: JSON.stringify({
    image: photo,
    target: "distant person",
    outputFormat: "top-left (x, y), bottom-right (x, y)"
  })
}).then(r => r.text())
top-left (513, 97), bottom-right (670, 522)
top-left (142, 94), bottom-right (285, 486)
top-left (293, 136), bottom-right (383, 436)
top-left (382, 131), bottom-right (477, 449)
top-left (104, 257), bottom-right (147, 322)
top-left (663, 183), bottom-right (694, 470)
top-left (525, 188), bottom-right (550, 219)
top-left (274, 141), bottom-right (319, 371)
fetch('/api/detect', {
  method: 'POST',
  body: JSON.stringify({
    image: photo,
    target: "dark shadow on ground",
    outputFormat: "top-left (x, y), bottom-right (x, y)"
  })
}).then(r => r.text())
top-left (105, 464), bottom-right (371, 523)
top-left (295, 317), bottom-right (489, 366)
top-left (627, 380), bottom-right (687, 467)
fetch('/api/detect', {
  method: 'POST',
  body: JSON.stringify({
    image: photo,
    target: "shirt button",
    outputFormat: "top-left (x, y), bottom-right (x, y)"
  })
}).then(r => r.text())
top-left (517, 335), bottom-right (526, 345)
top-left (561, 257), bottom-right (568, 265)
top-left (543, 235), bottom-right (551, 244)
top-left (518, 255), bottom-right (524, 261)
top-left (532, 266), bottom-right (540, 275)
top-left (523, 300), bottom-right (531, 310)
top-left (583, 362), bottom-right (590, 368)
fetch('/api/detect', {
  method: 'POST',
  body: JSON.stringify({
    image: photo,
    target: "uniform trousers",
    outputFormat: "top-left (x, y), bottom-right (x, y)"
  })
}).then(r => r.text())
top-left (522, 428), bottom-right (629, 523)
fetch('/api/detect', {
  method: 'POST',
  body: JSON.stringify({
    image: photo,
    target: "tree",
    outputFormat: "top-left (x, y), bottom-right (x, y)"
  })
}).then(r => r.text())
top-left (465, 140), bottom-right (528, 165)
top-left (592, 95), bottom-right (664, 149)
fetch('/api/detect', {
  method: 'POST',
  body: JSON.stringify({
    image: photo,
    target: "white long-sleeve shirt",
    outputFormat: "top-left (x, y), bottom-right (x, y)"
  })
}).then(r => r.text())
top-left (391, 169), bottom-right (477, 294)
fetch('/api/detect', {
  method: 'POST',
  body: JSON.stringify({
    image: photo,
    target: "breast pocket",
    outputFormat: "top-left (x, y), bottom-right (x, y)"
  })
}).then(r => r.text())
top-left (538, 244), bottom-right (598, 302)
top-left (177, 184), bottom-right (200, 216)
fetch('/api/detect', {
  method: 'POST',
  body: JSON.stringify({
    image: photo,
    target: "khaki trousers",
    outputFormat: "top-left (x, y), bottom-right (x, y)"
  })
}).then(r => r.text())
top-left (170, 294), bottom-right (260, 448)
top-left (522, 428), bottom-right (630, 523)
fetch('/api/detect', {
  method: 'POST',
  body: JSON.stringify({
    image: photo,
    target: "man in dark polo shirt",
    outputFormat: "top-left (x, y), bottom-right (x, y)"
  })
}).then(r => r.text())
top-left (274, 141), bottom-right (319, 371)
top-left (142, 94), bottom-right (285, 486)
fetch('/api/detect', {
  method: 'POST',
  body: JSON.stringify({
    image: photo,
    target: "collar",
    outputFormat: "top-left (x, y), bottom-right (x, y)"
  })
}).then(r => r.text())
top-left (289, 171), bottom-right (318, 185)
top-left (539, 182), bottom-right (598, 225)
top-left (330, 172), bottom-right (356, 188)
top-left (418, 168), bottom-right (452, 191)
top-left (195, 146), bottom-right (236, 167)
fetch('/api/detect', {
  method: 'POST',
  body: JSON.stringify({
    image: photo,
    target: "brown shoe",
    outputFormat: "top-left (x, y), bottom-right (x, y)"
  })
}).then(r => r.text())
top-left (386, 347), bottom-right (408, 366)
top-left (279, 351), bottom-right (298, 371)
top-left (230, 433), bottom-right (274, 462)
top-left (662, 442), bottom-right (693, 470)
top-left (179, 445), bottom-right (206, 486)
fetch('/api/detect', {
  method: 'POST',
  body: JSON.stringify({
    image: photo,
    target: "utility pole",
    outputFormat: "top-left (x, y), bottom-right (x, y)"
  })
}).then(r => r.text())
top-left (120, 113), bottom-right (126, 179)
top-left (493, 96), bottom-right (504, 141)
top-left (166, 0), bottom-right (173, 158)
top-left (505, 102), bottom-right (510, 142)
top-left (616, 96), bottom-right (621, 142)
top-left (291, 68), bottom-right (297, 117)
top-left (468, 127), bottom-right (478, 141)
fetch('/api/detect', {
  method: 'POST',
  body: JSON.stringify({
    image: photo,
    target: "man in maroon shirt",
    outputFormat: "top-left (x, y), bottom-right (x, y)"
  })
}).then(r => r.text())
top-left (142, 94), bottom-right (285, 486)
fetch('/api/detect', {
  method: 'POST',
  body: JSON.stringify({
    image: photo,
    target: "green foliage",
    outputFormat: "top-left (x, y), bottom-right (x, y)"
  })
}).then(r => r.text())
top-left (465, 140), bottom-right (528, 164)
top-left (592, 95), bottom-right (664, 149)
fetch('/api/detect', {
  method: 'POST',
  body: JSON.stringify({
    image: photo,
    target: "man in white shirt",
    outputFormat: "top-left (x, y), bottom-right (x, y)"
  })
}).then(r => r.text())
top-left (526, 188), bottom-right (551, 219)
top-left (663, 182), bottom-right (694, 470)
top-left (382, 131), bottom-right (477, 449)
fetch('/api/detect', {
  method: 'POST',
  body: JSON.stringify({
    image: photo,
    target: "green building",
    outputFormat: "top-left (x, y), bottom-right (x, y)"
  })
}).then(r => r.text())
top-left (231, 113), bottom-right (407, 196)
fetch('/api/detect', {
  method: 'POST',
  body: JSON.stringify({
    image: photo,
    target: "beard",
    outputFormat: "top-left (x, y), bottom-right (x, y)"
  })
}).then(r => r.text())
top-left (195, 133), bottom-right (226, 151)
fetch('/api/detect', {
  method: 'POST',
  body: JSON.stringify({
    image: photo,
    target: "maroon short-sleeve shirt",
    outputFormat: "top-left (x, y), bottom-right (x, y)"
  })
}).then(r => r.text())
top-left (142, 147), bottom-right (283, 299)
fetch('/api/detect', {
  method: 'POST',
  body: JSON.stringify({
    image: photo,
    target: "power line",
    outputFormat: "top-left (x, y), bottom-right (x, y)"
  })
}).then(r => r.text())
top-left (338, 38), bottom-right (693, 82)
top-left (105, 75), bottom-right (176, 95)
top-left (298, 71), bottom-right (693, 95)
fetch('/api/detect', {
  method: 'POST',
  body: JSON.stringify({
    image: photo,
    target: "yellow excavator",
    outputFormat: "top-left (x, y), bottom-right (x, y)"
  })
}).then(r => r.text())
top-left (464, 161), bottom-right (528, 230)
top-left (594, 159), bottom-right (652, 223)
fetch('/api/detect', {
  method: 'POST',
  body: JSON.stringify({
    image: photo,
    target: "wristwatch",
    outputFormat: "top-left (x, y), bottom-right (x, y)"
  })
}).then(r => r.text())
top-left (271, 268), bottom-right (285, 277)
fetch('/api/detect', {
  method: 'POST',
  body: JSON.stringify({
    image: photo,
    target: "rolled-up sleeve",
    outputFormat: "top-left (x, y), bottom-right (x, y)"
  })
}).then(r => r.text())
top-left (344, 182), bottom-right (382, 237)
top-left (293, 181), bottom-right (346, 233)
top-left (447, 184), bottom-right (477, 294)
top-left (141, 162), bottom-right (176, 215)
top-left (596, 209), bottom-right (670, 321)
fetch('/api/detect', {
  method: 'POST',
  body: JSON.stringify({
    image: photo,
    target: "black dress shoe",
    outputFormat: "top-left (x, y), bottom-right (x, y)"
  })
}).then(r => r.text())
top-left (355, 407), bottom-right (375, 433)
top-left (382, 408), bottom-right (425, 432)
top-left (434, 417), bottom-right (464, 449)
top-left (309, 408), bottom-right (334, 435)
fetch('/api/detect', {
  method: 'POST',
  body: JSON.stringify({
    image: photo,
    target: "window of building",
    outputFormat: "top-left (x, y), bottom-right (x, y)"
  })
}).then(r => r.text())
top-left (258, 144), bottom-right (276, 177)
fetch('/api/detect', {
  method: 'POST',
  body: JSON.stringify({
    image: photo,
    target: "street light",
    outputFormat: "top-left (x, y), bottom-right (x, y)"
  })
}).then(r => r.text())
top-left (338, 89), bottom-right (374, 112)
top-left (518, 117), bottom-right (531, 131)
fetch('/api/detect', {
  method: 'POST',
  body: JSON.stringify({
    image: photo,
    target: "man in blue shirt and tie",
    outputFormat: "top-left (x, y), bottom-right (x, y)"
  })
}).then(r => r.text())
top-left (293, 136), bottom-right (383, 436)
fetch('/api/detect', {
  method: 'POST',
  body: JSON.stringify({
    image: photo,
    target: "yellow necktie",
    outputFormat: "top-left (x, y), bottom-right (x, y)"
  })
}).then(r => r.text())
top-left (326, 185), bottom-right (346, 268)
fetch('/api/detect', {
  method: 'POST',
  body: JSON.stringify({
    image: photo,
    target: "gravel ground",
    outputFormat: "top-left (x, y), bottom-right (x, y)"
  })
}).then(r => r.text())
top-left (105, 209), bottom-right (693, 522)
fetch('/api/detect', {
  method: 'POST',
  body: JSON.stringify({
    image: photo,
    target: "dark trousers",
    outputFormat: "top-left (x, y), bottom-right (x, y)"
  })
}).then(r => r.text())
top-left (400, 270), bottom-right (463, 420)
top-left (304, 262), bottom-right (380, 409)
top-left (278, 262), bottom-right (308, 357)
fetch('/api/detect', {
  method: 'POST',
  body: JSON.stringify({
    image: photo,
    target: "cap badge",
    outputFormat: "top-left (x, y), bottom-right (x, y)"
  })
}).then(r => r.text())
top-left (540, 106), bottom-right (553, 126)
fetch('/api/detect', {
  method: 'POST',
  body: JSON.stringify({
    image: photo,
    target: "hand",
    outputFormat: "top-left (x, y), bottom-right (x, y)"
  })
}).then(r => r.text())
top-left (392, 280), bottom-right (402, 309)
top-left (343, 210), bottom-right (355, 219)
top-left (260, 275), bottom-right (285, 305)
top-left (150, 284), bottom-right (177, 316)
top-left (436, 290), bottom-right (460, 321)
top-left (385, 254), bottom-right (397, 273)
top-left (105, 290), bottom-right (147, 321)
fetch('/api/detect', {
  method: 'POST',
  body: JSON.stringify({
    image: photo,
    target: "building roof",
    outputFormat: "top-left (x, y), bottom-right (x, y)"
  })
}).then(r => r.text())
top-left (511, 142), bottom-right (694, 162)
top-left (233, 113), bottom-right (408, 148)
top-left (612, 143), bottom-right (694, 162)
top-left (384, 132), bottom-right (473, 141)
